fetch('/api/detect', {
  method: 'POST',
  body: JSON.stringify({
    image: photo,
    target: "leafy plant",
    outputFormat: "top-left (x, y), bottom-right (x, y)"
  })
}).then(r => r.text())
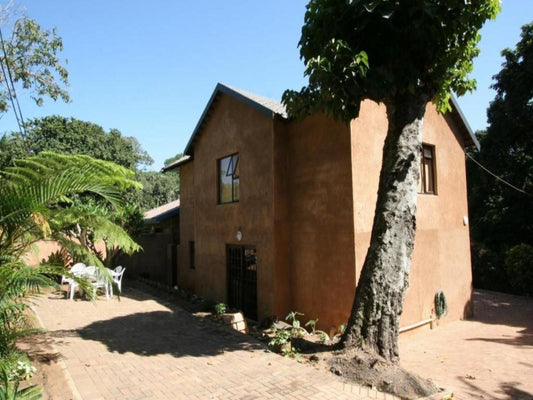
top-left (318, 332), bottom-right (329, 343)
top-left (0, 367), bottom-right (42, 400)
top-left (305, 318), bottom-right (318, 334)
top-left (214, 303), bottom-right (227, 316)
top-left (285, 311), bottom-right (306, 338)
top-left (268, 329), bottom-right (291, 347)
top-left (7, 362), bottom-right (36, 382)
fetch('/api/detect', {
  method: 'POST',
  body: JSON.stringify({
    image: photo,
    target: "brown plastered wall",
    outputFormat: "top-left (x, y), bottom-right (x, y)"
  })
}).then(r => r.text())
top-left (28, 240), bottom-right (108, 267)
top-left (272, 118), bottom-right (292, 319)
top-left (177, 161), bottom-right (195, 291)
top-left (25, 241), bottom-right (63, 266)
top-left (118, 220), bottom-right (176, 286)
top-left (182, 94), bottom-right (276, 319)
top-left (285, 113), bottom-right (356, 332)
top-left (350, 100), bottom-right (473, 329)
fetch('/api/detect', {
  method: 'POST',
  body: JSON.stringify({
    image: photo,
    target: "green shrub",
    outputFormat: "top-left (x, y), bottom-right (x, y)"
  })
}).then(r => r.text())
top-left (268, 329), bottom-right (291, 347)
top-left (505, 244), bottom-right (533, 296)
top-left (214, 303), bottom-right (227, 316)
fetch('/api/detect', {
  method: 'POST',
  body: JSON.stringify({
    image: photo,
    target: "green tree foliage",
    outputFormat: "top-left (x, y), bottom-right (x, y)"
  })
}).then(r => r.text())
top-left (133, 171), bottom-right (180, 211)
top-left (0, 152), bottom-right (139, 390)
top-left (164, 152), bottom-right (184, 167)
top-left (0, 116), bottom-right (180, 212)
top-left (0, 116), bottom-right (152, 170)
top-left (284, 0), bottom-right (499, 361)
top-left (0, 8), bottom-right (69, 114)
top-left (467, 23), bottom-right (533, 295)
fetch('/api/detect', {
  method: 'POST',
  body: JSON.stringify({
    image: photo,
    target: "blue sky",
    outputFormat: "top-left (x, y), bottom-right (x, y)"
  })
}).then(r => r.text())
top-left (1, 1), bottom-right (532, 170)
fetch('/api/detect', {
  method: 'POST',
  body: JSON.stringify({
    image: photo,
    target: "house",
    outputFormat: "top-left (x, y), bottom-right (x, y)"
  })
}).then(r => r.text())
top-left (118, 200), bottom-right (180, 286)
top-left (164, 83), bottom-right (475, 331)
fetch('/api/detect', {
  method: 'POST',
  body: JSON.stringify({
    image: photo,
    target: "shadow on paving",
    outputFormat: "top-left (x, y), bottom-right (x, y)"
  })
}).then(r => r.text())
top-left (50, 284), bottom-right (265, 359)
top-left (467, 290), bottom-right (533, 348)
top-left (457, 375), bottom-right (533, 400)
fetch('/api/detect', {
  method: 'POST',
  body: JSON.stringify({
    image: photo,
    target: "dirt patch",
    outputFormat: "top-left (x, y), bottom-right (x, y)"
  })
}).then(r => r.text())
top-left (327, 348), bottom-right (438, 399)
top-left (289, 337), bottom-right (440, 400)
top-left (17, 333), bottom-right (75, 400)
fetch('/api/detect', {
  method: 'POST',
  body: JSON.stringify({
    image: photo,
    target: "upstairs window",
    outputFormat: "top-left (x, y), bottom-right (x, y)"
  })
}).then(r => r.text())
top-left (218, 153), bottom-right (239, 204)
top-left (419, 144), bottom-right (436, 194)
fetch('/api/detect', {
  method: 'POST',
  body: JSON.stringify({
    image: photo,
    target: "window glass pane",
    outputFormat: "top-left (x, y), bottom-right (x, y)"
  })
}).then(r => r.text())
top-left (425, 160), bottom-right (434, 193)
top-left (219, 156), bottom-right (232, 203)
top-left (419, 145), bottom-right (436, 194)
top-left (233, 155), bottom-right (239, 178)
top-left (233, 177), bottom-right (240, 201)
top-left (227, 155), bottom-right (235, 176)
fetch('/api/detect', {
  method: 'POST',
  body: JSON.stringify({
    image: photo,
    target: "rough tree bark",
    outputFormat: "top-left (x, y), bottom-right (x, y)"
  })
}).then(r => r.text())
top-left (340, 94), bottom-right (430, 362)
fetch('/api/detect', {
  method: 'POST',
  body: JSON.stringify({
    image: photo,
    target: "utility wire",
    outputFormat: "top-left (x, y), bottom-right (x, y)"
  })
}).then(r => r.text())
top-left (0, 24), bottom-right (27, 140)
top-left (465, 151), bottom-right (532, 197)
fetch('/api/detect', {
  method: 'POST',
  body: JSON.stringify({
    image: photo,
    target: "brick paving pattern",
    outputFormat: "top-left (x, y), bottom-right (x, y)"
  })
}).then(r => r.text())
top-left (400, 290), bottom-right (533, 400)
top-left (34, 286), bottom-right (395, 400)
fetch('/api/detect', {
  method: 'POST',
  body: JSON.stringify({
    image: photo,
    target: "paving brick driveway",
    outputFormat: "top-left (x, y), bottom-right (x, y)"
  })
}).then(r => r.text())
top-left (400, 290), bottom-right (533, 400)
top-left (34, 285), bottom-right (390, 400)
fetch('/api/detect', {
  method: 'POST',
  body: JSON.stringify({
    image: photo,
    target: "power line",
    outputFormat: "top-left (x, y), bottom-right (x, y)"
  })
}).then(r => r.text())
top-left (465, 151), bottom-right (532, 197)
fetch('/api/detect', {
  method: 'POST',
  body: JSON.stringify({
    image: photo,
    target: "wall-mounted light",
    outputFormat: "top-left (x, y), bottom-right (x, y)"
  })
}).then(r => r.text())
top-left (236, 229), bottom-right (243, 241)
top-left (463, 216), bottom-right (469, 226)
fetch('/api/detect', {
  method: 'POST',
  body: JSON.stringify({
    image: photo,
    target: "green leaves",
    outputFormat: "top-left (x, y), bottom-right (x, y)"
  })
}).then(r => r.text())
top-left (0, 152), bottom-right (141, 262)
top-left (467, 23), bottom-right (533, 295)
top-left (0, 15), bottom-right (69, 113)
top-left (284, 0), bottom-right (501, 120)
top-left (0, 116), bottom-right (153, 171)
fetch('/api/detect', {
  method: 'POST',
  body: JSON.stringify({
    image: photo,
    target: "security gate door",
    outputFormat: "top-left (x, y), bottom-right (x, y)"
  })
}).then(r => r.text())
top-left (227, 246), bottom-right (257, 321)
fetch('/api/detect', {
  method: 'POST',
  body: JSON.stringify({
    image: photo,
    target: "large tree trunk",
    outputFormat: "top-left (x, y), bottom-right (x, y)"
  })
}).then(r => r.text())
top-left (340, 94), bottom-right (429, 362)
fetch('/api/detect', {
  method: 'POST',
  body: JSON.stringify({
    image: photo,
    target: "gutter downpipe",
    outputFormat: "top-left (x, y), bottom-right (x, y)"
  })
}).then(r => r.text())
top-left (399, 317), bottom-right (435, 333)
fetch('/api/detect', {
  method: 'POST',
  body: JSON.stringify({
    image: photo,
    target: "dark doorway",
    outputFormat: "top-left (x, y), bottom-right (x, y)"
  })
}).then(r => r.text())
top-left (227, 246), bottom-right (257, 320)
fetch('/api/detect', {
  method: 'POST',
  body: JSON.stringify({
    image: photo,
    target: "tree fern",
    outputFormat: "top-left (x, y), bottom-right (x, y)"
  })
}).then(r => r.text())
top-left (0, 152), bottom-right (143, 387)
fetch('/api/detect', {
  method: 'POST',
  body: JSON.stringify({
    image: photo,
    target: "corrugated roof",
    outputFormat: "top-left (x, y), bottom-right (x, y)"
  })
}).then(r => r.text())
top-left (161, 155), bottom-right (191, 172)
top-left (223, 84), bottom-right (288, 118)
top-left (144, 199), bottom-right (180, 223)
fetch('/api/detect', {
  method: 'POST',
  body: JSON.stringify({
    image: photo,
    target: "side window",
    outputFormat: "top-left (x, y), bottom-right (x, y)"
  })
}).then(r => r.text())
top-left (218, 153), bottom-right (240, 204)
top-left (418, 144), bottom-right (436, 194)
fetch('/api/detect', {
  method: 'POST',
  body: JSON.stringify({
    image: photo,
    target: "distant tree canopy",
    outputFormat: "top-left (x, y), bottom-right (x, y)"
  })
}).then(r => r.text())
top-left (164, 152), bottom-right (184, 167)
top-left (0, 115), bottom-right (152, 170)
top-left (467, 22), bottom-right (533, 296)
top-left (132, 170), bottom-right (180, 211)
top-left (0, 115), bottom-right (180, 212)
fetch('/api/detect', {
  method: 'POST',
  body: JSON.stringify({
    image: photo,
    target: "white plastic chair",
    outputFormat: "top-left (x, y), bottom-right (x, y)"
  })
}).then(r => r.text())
top-left (112, 266), bottom-right (126, 294)
top-left (66, 263), bottom-right (87, 300)
top-left (90, 268), bottom-right (111, 300)
top-left (61, 263), bottom-right (85, 285)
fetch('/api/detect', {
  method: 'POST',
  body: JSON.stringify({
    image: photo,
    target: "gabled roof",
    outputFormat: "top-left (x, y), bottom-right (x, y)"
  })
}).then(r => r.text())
top-left (165, 84), bottom-right (478, 173)
top-left (183, 83), bottom-right (287, 157)
top-left (144, 199), bottom-right (180, 224)
top-left (450, 95), bottom-right (480, 150)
